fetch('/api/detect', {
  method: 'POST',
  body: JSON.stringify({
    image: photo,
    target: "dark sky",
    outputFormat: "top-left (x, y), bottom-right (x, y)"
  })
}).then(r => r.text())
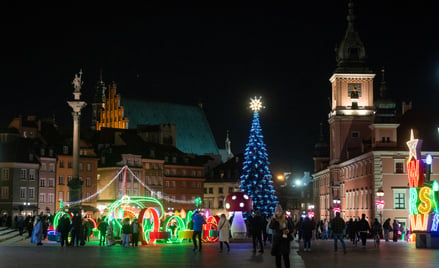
top-left (1, 2), bottom-right (438, 177)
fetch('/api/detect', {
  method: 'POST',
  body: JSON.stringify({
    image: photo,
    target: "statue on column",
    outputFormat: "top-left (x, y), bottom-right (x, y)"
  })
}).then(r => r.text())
top-left (72, 69), bottom-right (83, 92)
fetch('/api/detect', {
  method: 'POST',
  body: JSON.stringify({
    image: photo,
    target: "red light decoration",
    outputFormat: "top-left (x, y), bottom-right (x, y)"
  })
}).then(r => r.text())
top-left (407, 159), bottom-right (424, 187)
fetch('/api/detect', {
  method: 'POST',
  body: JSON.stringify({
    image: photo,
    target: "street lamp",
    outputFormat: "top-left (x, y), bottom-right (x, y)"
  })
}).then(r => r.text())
top-left (332, 198), bottom-right (341, 216)
top-left (376, 188), bottom-right (385, 223)
top-left (308, 204), bottom-right (315, 218)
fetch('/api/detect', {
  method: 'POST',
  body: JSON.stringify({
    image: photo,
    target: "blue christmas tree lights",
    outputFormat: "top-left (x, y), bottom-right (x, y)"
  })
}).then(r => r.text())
top-left (240, 96), bottom-right (278, 217)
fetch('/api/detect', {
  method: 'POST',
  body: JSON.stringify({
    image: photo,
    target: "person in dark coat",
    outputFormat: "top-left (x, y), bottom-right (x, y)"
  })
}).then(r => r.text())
top-left (358, 214), bottom-right (371, 246)
top-left (70, 213), bottom-right (82, 247)
top-left (269, 204), bottom-right (293, 268)
top-left (98, 218), bottom-right (109, 246)
top-left (383, 218), bottom-right (392, 242)
top-left (249, 209), bottom-right (266, 253)
top-left (57, 214), bottom-right (71, 247)
top-left (392, 219), bottom-right (400, 242)
top-left (302, 216), bottom-right (315, 251)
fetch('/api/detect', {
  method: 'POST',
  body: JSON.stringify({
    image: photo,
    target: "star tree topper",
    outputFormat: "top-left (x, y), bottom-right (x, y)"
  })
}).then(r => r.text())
top-left (406, 129), bottom-right (422, 161)
top-left (250, 96), bottom-right (264, 112)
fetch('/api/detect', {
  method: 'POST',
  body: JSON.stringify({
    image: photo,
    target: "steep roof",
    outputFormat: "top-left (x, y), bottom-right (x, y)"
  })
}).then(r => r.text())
top-left (120, 98), bottom-right (219, 156)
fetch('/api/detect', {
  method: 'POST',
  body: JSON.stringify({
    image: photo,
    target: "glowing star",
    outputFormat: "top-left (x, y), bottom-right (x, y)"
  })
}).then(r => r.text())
top-left (250, 96), bottom-right (264, 112)
top-left (406, 129), bottom-right (422, 161)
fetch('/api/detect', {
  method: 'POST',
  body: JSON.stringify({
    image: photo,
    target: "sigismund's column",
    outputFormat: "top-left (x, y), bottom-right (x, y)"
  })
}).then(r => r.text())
top-left (67, 69), bottom-right (87, 204)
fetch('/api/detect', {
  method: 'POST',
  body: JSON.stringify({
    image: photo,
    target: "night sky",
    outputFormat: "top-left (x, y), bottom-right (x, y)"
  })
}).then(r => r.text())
top-left (1, 2), bottom-right (438, 177)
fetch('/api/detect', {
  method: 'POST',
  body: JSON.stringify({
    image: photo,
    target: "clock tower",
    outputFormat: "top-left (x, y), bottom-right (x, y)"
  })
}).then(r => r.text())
top-left (328, 0), bottom-right (375, 164)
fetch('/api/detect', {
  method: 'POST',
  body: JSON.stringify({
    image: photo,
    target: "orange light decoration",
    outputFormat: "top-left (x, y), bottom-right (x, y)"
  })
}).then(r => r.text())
top-left (418, 187), bottom-right (433, 215)
top-left (410, 214), bottom-right (430, 232)
top-left (407, 160), bottom-right (424, 187)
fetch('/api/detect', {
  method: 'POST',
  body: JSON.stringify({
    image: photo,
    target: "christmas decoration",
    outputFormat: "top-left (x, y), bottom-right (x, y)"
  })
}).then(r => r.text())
top-left (240, 96), bottom-right (278, 217)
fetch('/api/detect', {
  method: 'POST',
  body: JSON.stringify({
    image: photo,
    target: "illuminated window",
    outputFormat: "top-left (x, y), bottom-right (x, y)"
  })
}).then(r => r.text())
top-left (20, 169), bottom-right (27, 180)
top-left (394, 189), bottom-right (406, 209)
top-left (40, 178), bottom-right (46, 187)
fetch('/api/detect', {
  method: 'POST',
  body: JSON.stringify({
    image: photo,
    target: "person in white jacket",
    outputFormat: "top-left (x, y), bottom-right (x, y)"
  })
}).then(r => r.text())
top-left (218, 214), bottom-right (231, 252)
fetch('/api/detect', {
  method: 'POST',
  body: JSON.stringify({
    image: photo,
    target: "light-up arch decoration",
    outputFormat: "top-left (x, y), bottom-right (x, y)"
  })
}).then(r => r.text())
top-left (163, 215), bottom-right (186, 243)
top-left (84, 217), bottom-right (98, 237)
top-left (105, 195), bottom-right (165, 239)
top-left (202, 215), bottom-right (220, 242)
top-left (138, 207), bottom-right (161, 244)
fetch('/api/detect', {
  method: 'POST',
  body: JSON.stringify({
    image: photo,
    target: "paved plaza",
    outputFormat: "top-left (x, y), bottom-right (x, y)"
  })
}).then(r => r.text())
top-left (1, 234), bottom-right (439, 268)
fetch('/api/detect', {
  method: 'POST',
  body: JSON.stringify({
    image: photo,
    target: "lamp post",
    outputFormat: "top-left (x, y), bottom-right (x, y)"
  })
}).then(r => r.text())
top-left (332, 198), bottom-right (341, 216)
top-left (376, 188), bottom-right (384, 223)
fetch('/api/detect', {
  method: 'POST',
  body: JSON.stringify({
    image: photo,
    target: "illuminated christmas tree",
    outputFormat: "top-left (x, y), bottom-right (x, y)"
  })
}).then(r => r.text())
top-left (240, 96), bottom-right (278, 217)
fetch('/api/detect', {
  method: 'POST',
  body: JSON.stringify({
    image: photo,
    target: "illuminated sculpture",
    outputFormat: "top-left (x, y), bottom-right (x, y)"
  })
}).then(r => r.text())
top-left (406, 130), bottom-right (439, 248)
top-left (225, 192), bottom-right (253, 238)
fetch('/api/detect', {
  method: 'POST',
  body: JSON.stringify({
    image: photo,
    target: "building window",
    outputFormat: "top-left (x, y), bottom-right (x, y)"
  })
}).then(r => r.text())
top-left (228, 187), bottom-right (234, 194)
top-left (181, 181), bottom-right (186, 188)
top-left (218, 187), bottom-right (223, 194)
top-left (20, 187), bottom-right (26, 199)
top-left (49, 163), bottom-right (55, 172)
top-left (1, 168), bottom-right (9, 180)
top-left (86, 192), bottom-right (91, 198)
top-left (158, 177), bottom-right (162, 185)
top-left (351, 131), bottom-right (360, 138)
top-left (48, 193), bottom-right (54, 203)
top-left (86, 177), bottom-right (91, 187)
top-left (29, 169), bottom-right (35, 181)
top-left (40, 178), bottom-right (46, 187)
top-left (204, 188), bottom-right (207, 194)
top-left (197, 182), bottom-right (201, 189)
top-left (395, 161), bottom-right (405, 174)
top-left (41, 163), bottom-right (47, 171)
top-left (209, 187), bottom-right (213, 194)
top-left (393, 189), bottom-right (406, 209)
top-left (68, 161), bottom-right (72, 168)
top-left (79, 163), bottom-right (83, 171)
top-left (1, 187), bottom-right (8, 199)
top-left (48, 178), bottom-right (55, 188)
top-left (171, 181), bottom-right (176, 188)
top-left (59, 176), bottom-right (64, 185)
top-left (59, 161), bottom-right (64, 168)
top-left (39, 193), bottom-right (45, 203)
top-left (59, 191), bottom-right (64, 201)
top-left (218, 197), bottom-right (224, 209)
top-left (165, 181), bottom-right (170, 188)
top-left (20, 169), bottom-right (27, 180)
top-left (87, 163), bottom-right (91, 171)
top-left (68, 176), bottom-right (72, 183)
top-left (28, 187), bottom-right (35, 199)
top-left (63, 146), bottom-right (68, 154)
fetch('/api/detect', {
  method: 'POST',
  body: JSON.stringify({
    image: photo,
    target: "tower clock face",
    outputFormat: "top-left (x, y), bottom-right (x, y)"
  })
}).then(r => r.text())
top-left (348, 83), bottom-right (362, 97)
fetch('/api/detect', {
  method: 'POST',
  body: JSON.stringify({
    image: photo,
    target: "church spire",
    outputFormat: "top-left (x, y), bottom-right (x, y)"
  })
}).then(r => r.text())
top-left (334, 0), bottom-right (371, 73)
top-left (225, 129), bottom-right (232, 157)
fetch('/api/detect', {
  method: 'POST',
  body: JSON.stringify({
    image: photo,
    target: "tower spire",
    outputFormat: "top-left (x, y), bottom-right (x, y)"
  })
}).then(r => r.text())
top-left (334, 0), bottom-right (371, 73)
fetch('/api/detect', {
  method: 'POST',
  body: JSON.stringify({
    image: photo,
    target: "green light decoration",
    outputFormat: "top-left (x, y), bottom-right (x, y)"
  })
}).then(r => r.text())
top-left (433, 181), bottom-right (439, 192)
top-left (162, 215), bottom-right (186, 243)
top-left (195, 197), bottom-right (202, 207)
top-left (53, 211), bottom-right (72, 231)
top-left (59, 200), bottom-right (64, 210)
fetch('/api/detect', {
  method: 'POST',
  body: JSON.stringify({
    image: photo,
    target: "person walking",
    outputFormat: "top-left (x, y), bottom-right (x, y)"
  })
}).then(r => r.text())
top-left (392, 219), bottom-right (400, 242)
top-left (57, 214), bottom-right (71, 247)
top-left (191, 210), bottom-right (206, 252)
top-left (98, 218), bottom-right (108, 246)
top-left (31, 216), bottom-right (43, 246)
top-left (217, 214), bottom-right (231, 253)
top-left (70, 212), bottom-right (82, 247)
top-left (331, 212), bottom-right (346, 254)
top-left (383, 218), bottom-right (392, 242)
top-left (269, 204), bottom-right (293, 268)
top-left (121, 218), bottom-right (131, 247)
top-left (302, 216), bottom-right (315, 251)
top-left (250, 210), bottom-right (266, 253)
top-left (131, 218), bottom-right (140, 247)
top-left (358, 214), bottom-right (370, 247)
top-left (106, 223), bottom-right (116, 246)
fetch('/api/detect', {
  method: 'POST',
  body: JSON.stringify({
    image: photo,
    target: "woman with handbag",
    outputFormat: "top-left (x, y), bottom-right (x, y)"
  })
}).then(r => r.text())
top-left (218, 214), bottom-right (231, 252)
top-left (269, 204), bottom-right (293, 268)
